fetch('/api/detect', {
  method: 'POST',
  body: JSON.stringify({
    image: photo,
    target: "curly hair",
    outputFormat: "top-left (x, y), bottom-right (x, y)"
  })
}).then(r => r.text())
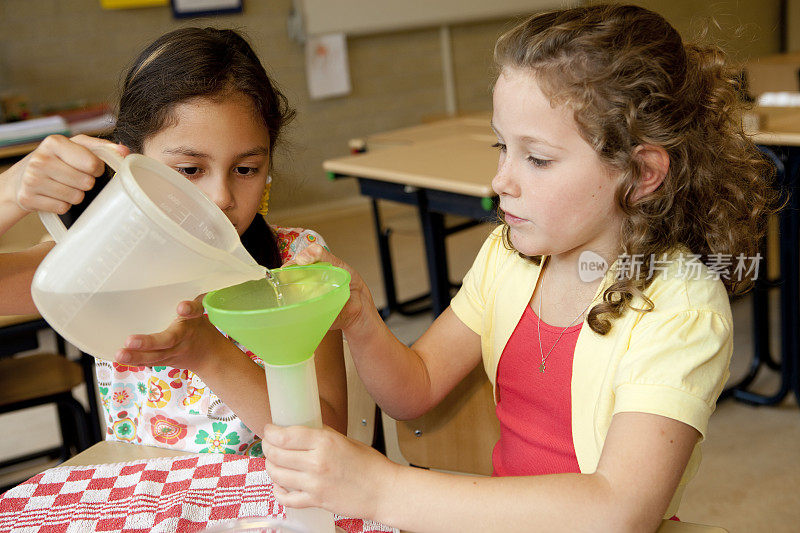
top-left (493, 4), bottom-right (780, 335)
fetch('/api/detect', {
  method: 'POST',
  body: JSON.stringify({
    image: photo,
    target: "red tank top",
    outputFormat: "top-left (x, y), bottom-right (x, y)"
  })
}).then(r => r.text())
top-left (492, 305), bottom-right (581, 477)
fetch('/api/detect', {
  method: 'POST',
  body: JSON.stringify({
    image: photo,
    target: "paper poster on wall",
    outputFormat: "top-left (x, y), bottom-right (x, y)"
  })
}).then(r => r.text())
top-left (171, 0), bottom-right (243, 18)
top-left (101, 0), bottom-right (168, 9)
top-left (305, 33), bottom-right (352, 100)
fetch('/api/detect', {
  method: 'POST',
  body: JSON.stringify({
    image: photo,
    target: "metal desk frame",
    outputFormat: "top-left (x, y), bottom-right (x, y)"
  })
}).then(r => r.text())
top-left (722, 144), bottom-right (800, 406)
top-left (334, 175), bottom-right (497, 318)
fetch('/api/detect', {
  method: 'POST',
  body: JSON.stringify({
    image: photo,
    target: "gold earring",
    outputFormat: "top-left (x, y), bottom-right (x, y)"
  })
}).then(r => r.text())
top-left (258, 177), bottom-right (272, 216)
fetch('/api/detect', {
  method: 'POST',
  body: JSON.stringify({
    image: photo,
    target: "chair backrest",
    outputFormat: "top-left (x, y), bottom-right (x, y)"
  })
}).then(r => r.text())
top-left (343, 341), bottom-right (376, 446)
top-left (394, 364), bottom-right (500, 475)
top-left (0, 353), bottom-right (84, 409)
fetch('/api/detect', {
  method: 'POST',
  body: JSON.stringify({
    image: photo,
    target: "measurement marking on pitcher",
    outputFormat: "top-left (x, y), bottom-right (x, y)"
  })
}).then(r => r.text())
top-left (50, 210), bottom-right (151, 326)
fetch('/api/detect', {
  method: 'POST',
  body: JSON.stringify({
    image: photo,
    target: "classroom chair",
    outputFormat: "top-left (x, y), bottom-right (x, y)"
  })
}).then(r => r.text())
top-left (0, 316), bottom-right (96, 492)
top-left (344, 341), bottom-right (377, 447)
top-left (393, 363), bottom-right (499, 476)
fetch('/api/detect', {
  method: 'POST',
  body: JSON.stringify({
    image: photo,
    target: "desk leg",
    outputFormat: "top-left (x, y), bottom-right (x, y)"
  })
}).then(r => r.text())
top-left (57, 333), bottom-right (103, 443)
top-left (371, 199), bottom-right (399, 319)
top-left (58, 330), bottom-right (103, 443)
top-left (732, 146), bottom-right (800, 406)
top-left (416, 191), bottom-right (450, 317)
top-left (735, 188), bottom-right (798, 404)
top-left (720, 234), bottom-right (782, 401)
top-left (80, 352), bottom-right (103, 444)
top-left (371, 405), bottom-right (386, 456)
top-left (788, 177), bottom-right (800, 406)
top-left (370, 199), bottom-right (431, 318)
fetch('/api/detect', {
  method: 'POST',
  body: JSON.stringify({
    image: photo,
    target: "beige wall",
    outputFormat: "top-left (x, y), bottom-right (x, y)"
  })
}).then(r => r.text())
top-left (0, 1), bottom-right (781, 212)
top-left (0, 0), bottom-right (506, 212)
top-left (616, 0), bottom-right (782, 61)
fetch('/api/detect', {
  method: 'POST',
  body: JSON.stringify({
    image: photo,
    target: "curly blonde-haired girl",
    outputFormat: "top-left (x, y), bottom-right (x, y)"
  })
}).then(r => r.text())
top-left (259, 5), bottom-right (779, 531)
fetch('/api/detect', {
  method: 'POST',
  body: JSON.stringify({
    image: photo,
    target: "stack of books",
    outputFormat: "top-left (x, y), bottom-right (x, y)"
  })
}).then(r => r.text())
top-left (0, 116), bottom-right (70, 148)
top-left (0, 107), bottom-right (116, 149)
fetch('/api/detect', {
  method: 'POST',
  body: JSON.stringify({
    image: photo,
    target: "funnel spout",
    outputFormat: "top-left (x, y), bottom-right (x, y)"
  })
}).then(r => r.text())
top-left (265, 358), bottom-right (323, 428)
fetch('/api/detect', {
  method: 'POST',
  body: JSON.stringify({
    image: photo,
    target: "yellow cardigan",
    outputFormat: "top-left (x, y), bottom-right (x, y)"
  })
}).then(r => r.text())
top-left (450, 227), bottom-right (732, 517)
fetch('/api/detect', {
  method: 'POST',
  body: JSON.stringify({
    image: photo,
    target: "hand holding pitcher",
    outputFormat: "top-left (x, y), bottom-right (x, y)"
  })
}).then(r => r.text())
top-left (0, 135), bottom-right (128, 234)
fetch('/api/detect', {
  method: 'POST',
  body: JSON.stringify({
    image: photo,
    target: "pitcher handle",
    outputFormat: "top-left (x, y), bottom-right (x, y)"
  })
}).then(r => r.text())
top-left (38, 145), bottom-right (126, 243)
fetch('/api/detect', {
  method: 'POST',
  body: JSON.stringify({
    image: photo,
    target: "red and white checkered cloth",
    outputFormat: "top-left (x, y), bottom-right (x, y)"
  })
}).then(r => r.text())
top-left (0, 453), bottom-right (397, 533)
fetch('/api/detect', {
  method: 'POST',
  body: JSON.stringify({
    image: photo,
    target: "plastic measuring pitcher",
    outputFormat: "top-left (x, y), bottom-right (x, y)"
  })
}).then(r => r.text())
top-left (31, 145), bottom-right (266, 361)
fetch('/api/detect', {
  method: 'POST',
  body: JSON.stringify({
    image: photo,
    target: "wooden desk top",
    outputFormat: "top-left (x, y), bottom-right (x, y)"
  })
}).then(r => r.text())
top-left (361, 113), bottom-right (491, 150)
top-left (0, 313), bottom-right (42, 328)
top-left (62, 441), bottom-right (195, 467)
top-left (359, 111), bottom-right (800, 148)
top-left (331, 112), bottom-right (800, 200)
top-left (325, 133), bottom-right (497, 198)
top-left (751, 130), bottom-right (800, 146)
top-left (0, 140), bottom-right (43, 161)
top-left (0, 126), bottom-right (114, 161)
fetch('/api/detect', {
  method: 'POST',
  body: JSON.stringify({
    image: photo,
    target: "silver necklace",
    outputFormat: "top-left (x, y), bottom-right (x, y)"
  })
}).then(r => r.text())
top-left (536, 264), bottom-right (594, 373)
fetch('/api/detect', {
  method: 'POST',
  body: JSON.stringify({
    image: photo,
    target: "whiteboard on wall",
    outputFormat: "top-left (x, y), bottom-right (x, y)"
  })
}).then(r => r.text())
top-left (296, 0), bottom-right (573, 36)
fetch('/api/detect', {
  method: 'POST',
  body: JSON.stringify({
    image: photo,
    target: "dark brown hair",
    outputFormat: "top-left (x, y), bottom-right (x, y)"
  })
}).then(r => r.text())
top-left (112, 27), bottom-right (295, 268)
top-left (494, 4), bottom-right (780, 334)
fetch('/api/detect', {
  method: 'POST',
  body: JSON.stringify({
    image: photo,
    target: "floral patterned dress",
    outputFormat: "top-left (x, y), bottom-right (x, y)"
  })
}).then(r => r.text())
top-left (96, 226), bottom-right (327, 456)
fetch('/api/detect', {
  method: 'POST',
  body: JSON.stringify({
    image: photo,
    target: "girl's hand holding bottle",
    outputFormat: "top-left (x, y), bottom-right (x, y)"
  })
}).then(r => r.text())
top-left (115, 242), bottom-right (364, 374)
top-left (0, 135), bottom-right (129, 314)
top-left (262, 422), bottom-right (398, 521)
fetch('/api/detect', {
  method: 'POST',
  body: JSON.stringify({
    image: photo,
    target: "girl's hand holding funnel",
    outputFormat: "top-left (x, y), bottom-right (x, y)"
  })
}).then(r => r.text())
top-left (260, 246), bottom-right (412, 524)
top-left (202, 261), bottom-right (353, 533)
top-left (287, 243), bottom-right (376, 334)
top-left (115, 292), bottom-right (315, 441)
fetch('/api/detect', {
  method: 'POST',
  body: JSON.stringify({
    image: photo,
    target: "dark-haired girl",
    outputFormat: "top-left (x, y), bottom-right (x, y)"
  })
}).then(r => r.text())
top-left (1, 28), bottom-right (347, 455)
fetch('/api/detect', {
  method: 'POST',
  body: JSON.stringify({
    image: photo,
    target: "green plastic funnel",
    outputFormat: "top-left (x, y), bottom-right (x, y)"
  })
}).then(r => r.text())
top-left (202, 264), bottom-right (351, 366)
top-left (204, 263), bottom-right (349, 533)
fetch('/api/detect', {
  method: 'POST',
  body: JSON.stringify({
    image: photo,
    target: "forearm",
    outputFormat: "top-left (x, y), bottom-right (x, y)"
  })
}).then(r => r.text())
top-left (0, 202), bottom-right (27, 237)
top-left (0, 242), bottom-right (54, 315)
top-left (344, 305), bottom-right (434, 419)
top-left (0, 164), bottom-right (28, 236)
top-left (193, 339), bottom-right (346, 437)
top-left (376, 466), bottom-right (648, 533)
top-left (369, 413), bottom-right (699, 533)
top-left (193, 339), bottom-right (273, 435)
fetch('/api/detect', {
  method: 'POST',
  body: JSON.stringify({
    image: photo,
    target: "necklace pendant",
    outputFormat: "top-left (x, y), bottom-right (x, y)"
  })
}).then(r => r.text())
top-left (539, 362), bottom-right (546, 373)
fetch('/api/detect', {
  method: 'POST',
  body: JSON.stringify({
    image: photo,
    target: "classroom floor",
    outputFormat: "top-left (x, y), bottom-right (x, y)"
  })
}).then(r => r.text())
top-left (2, 200), bottom-right (799, 532)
